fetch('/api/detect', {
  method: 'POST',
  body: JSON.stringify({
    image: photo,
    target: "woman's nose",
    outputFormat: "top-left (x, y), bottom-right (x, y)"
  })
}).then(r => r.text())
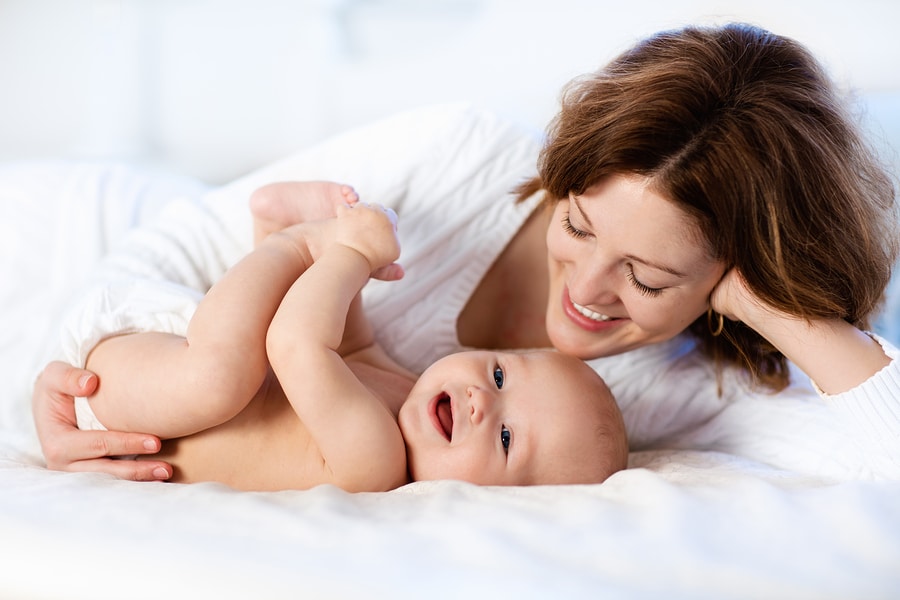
top-left (569, 263), bottom-right (619, 307)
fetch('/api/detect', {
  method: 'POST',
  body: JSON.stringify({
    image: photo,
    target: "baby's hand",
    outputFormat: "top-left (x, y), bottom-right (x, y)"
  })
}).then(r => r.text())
top-left (333, 202), bottom-right (401, 272)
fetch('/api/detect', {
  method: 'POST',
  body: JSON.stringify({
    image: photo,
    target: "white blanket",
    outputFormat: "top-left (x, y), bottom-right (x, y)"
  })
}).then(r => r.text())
top-left (2, 160), bottom-right (899, 600)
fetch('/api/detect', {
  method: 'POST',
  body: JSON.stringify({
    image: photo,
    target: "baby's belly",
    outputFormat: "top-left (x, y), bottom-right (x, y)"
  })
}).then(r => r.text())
top-left (152, 381), bottom-right (327, 491)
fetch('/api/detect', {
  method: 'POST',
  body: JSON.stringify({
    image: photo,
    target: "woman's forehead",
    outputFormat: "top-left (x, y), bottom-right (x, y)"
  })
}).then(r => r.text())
top-left (572, 179), bottom-right (720, 271)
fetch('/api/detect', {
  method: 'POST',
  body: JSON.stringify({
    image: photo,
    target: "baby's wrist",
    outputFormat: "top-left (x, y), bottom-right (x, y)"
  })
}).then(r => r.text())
top-left (330, 243), bottom-right (381, 274)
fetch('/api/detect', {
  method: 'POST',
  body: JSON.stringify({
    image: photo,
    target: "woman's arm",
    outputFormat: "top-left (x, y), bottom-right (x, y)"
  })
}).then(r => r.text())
top-left (748, 316), bottom-right (890, 395)
top-left (713, 270), bottom-right (891, 395)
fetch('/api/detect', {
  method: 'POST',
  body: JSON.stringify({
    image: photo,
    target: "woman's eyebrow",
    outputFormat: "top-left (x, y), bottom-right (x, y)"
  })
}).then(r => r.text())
top-left (571, 193), bottom-right (595, 229)
top-left (625, 254), bottom-right (688, 278)
top-left (572, 195), bottom-right (688, 278)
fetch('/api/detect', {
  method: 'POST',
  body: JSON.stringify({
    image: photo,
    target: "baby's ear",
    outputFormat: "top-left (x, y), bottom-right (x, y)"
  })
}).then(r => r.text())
top-left (371, 263), bottom-right (404, 282)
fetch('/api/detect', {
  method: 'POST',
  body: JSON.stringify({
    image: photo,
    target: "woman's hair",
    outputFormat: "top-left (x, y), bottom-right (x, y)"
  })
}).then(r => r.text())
top-left (518, 23), bottom-right (898, 391)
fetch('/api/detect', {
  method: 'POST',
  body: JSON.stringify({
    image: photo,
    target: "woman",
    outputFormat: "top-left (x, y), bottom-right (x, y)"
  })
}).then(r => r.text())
top-left (34, 23), bottom-right (900, 482)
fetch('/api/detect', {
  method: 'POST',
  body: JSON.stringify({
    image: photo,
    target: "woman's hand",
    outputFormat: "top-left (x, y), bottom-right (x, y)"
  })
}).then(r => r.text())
top-left (32, 361), bottom-right (172, 481)
top-left (708, 268), bottom-right (761, 324)
top-left (710, 269), bottom-right (891, 394)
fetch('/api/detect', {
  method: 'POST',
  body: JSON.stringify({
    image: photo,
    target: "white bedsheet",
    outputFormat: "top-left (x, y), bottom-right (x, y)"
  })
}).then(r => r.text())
top-left (2, 161), bottom-right (899, 599)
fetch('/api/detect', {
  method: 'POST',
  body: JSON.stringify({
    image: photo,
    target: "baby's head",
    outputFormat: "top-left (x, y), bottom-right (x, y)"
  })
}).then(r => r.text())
top-left (398, 349), bottom-right (627, 486)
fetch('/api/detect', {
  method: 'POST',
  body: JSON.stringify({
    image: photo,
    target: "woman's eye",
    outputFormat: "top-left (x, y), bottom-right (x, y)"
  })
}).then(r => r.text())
top-left (493, 366), bottom-right (504, 389)
top-left (626, 268), bottom-right (664, 298)
top-left (562, 214), bottom-right (590, 239)
top-left (500, 425), bottom-right (511, 454)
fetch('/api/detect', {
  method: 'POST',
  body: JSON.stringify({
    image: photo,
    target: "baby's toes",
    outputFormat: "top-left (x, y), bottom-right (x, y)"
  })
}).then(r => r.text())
top-left (340, 185), bottom-right (359, 205)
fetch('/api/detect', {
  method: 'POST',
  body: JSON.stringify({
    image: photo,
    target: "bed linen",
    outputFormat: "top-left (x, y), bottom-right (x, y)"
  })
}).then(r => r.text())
top-left (2, 153), bottom-right (900, 598)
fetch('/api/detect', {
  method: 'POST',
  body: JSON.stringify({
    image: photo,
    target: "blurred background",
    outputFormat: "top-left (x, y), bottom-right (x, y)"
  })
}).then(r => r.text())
top-left (1, 0), bottom-right (899, 184)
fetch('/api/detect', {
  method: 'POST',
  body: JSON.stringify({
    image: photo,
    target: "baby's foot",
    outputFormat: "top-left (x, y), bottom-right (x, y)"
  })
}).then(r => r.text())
top-left (337, 183), bottom-right (359, 206)
top-left (250, 180), bottom-right (359, 244)
top-left (250, 180), bottom-right (358, 226)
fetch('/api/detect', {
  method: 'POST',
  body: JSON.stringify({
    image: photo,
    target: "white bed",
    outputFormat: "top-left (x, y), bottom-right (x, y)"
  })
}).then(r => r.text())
top-left (2, 117), bottom-right (900, 598)
top-left (3, 2), bottom-right (900, 597)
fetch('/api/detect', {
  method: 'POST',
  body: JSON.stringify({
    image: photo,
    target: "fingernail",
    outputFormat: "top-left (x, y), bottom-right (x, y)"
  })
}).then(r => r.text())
top-left (152, 467), bottom-right (170, 480)
top-left (143, 438), bottom-right (159, 451)
top-left (78, 374), bottom-right (93, 389)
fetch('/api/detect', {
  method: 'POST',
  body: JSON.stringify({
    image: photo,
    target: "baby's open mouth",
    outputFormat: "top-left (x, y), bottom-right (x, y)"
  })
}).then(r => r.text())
top-left (435, 393), bottom-right (453, 441)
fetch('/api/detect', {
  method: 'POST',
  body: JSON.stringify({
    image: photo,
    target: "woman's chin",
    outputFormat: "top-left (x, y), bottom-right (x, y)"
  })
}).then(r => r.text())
top-left (548, 329), bottom-right (616, 360)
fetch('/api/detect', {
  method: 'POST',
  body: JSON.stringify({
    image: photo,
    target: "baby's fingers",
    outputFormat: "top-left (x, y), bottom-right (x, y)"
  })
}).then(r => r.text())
top-left (371, 263), bottom-right (405, 282)
top-left (347, 201), bottom-right (398, 227)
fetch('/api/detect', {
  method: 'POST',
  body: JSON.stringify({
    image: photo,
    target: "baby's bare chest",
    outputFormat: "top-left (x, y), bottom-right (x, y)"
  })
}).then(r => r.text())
top-left (156, 378), bottom-right (326, 491)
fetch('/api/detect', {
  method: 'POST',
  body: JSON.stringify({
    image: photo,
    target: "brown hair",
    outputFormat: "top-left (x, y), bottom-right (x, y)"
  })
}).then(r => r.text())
top-left (518, 23), bottom-right (898, 391)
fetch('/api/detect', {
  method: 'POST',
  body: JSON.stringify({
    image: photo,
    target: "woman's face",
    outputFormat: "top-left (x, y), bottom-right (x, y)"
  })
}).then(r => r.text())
top-left (545, 174), bottom-right (726, 359)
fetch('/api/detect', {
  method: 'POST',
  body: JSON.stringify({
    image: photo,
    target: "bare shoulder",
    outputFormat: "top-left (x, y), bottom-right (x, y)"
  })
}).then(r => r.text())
top-left (344, 342), bottom-right (415, 378)
top-left (344, 343), bottom-right (416, 419)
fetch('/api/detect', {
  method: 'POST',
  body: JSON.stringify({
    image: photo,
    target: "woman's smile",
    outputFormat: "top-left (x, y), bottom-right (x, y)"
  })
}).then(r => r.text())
top-left (544, 175), bottom-right (726, 359)
top-left (571, 299), bottom-right (613, 322)
top-left (562, 288), bottom-right (625, 332)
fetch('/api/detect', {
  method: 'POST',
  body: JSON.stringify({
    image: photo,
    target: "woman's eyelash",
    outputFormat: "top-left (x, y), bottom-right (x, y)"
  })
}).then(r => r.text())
top-left (625, 269), bottom-right (664, 297)
top-left (562, 214), bottom-right (590, 239)
top-left (562, 209), bottom-right (663, 297)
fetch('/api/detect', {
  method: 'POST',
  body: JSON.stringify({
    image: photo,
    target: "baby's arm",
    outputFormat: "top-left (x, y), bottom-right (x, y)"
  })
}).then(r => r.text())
top-left (267, 203), bottom-right (408, 492)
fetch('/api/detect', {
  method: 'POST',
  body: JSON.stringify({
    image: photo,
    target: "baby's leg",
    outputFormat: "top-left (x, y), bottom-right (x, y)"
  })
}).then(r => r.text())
top-left (250, 181), bottom-right (358, 245)
top-left (83, 331), bottom-right (253, 439)
top-left (84, 212), bottom-right (333, 439)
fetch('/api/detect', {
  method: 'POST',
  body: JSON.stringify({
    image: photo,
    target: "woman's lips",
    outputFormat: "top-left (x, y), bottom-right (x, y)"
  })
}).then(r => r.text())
top-left (430, 393), bottom-right (453, 441)
top-left (562, 288), bottom-right (624, 332)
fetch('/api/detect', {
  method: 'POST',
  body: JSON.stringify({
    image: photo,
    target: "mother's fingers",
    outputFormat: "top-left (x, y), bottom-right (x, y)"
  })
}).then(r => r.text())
top-left (43, 428), bottom-right (171, 480)
top-left (50, 428), bottom-right (162, 464)
top-left (68, 456), bottom-right (172, 482)
top-left (33, 360), bottom-right (171, 480)
top-left (36, 361), bottom-right (98, 397)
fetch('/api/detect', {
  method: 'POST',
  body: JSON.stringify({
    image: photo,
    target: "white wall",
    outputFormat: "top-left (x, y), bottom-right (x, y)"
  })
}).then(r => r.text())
top-left (1, 0), bottom-right (898, 184)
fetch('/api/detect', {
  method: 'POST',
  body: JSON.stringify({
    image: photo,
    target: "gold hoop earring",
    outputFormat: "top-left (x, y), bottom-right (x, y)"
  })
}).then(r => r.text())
top-left (707, 307), bottom-right (724, 337)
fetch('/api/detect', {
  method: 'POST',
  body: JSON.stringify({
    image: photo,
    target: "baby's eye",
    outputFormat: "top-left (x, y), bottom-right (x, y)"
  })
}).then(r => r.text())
top-left (500, 425), bottom-right (511, 454)
top-left (493, 365), bottom-right (504, 389)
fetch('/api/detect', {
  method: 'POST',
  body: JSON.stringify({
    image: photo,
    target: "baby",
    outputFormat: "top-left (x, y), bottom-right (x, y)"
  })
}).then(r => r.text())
top-left (71, 182), bottom-right (627, 492)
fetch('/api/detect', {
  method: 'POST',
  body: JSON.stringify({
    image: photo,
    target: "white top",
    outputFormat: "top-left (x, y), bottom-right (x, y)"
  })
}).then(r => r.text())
top-left (61, 104), bottom-right (900, 481)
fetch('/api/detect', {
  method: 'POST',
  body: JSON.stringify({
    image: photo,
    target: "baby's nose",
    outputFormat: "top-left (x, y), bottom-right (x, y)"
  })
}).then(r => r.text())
top-left (467, 386), bottom-right (492, 424)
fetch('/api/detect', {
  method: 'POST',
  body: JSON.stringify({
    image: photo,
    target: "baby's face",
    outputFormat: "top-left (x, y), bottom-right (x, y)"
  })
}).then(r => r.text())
top-left (398, 350), bottom-right (624, 486)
